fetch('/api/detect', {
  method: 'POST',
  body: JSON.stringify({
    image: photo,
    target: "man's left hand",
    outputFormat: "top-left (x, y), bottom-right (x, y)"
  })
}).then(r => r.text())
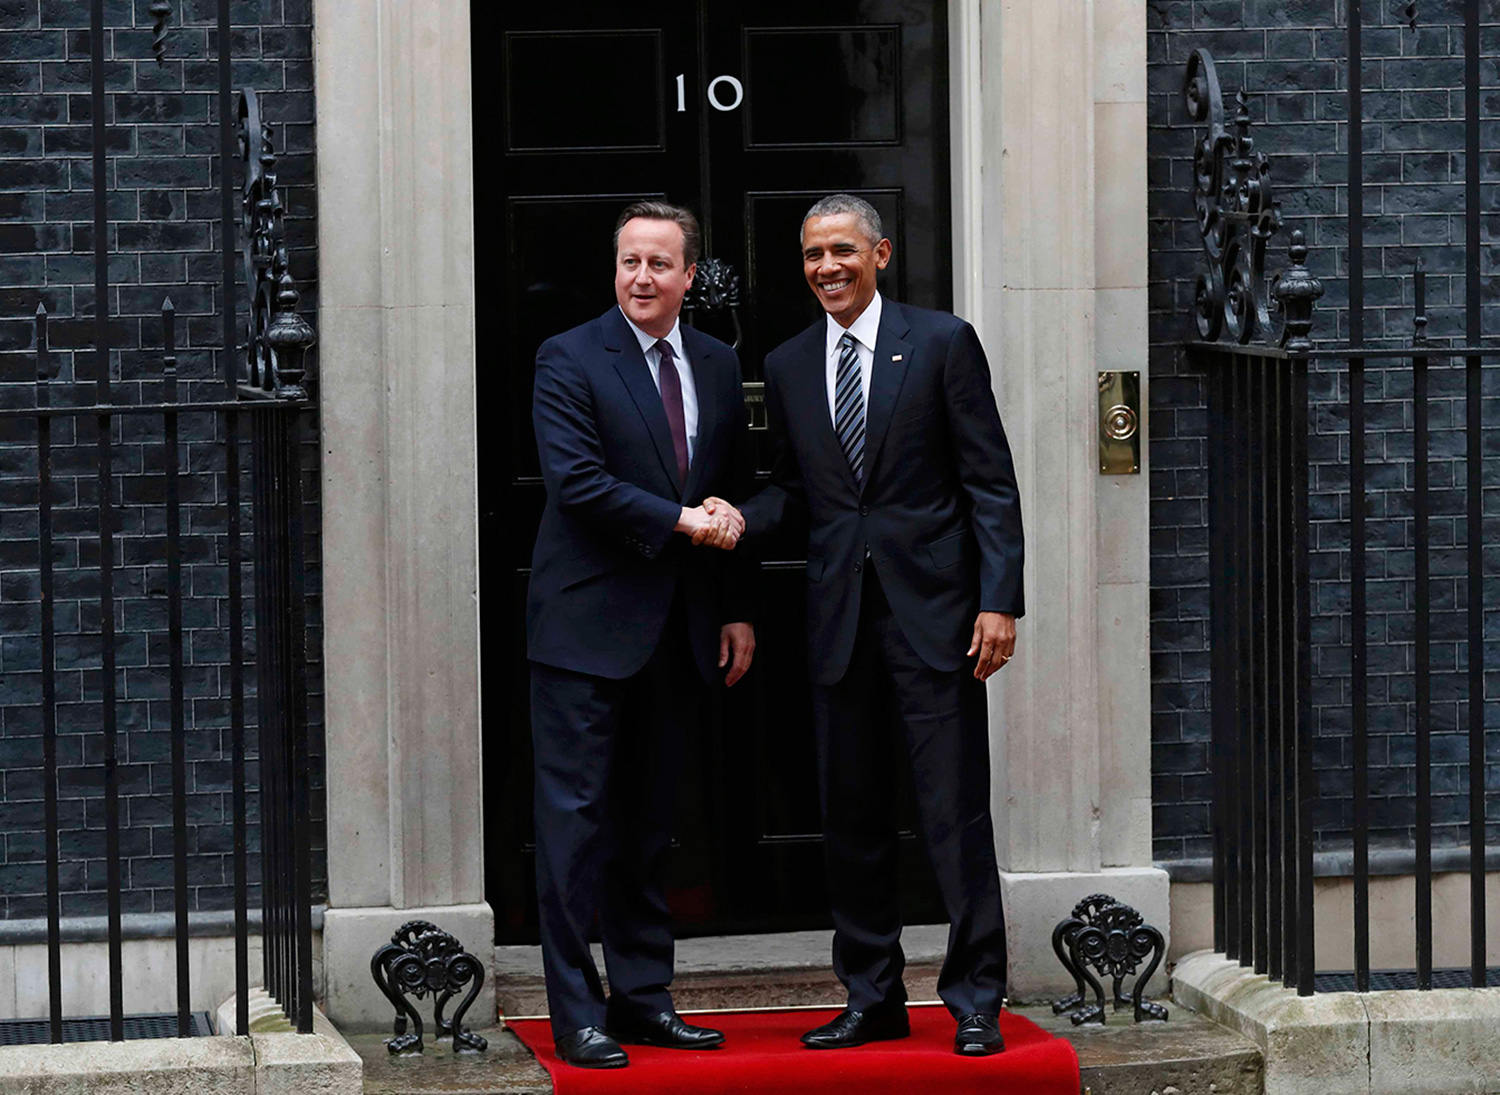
top-left (719, 622), bottom-right (756, 687)
top-left (968, 612), bottom-right (1016, 681)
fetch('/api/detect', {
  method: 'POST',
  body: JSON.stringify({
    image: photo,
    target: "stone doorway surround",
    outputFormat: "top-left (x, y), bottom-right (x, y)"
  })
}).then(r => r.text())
top-left (312, 0), bottom-right (489, 1031)
top-left (310, 0), bottom-right (1160, 1027)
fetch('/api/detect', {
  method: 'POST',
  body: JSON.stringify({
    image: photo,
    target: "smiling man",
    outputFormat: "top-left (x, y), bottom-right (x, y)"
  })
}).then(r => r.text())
top-left (716, 193), bottom-right (1024, 1057)
top-left (527, 201), bottom-right (754, 1069)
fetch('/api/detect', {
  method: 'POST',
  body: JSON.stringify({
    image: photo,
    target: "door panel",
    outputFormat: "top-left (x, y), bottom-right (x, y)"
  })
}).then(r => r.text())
top-left (743, 28), bottom-right (904, 147)
top-left (504, 31), bottom-right (670, 153)
top-left (482, 0), bottom-right (952, 943)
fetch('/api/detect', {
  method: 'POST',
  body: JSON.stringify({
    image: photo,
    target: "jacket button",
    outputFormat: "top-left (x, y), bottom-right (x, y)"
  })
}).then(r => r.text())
top-left (853, 562), bottom-right (862, 573)
top-left (860, 505), bottom-right (869, 516)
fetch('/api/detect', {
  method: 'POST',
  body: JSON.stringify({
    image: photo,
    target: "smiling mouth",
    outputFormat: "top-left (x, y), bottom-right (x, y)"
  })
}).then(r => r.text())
top-left (820, 279), bottom-right (851, 294)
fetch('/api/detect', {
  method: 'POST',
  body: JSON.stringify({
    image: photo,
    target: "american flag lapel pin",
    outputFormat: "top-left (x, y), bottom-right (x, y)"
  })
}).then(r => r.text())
top-left (892, 354), bottom-right (903, 361)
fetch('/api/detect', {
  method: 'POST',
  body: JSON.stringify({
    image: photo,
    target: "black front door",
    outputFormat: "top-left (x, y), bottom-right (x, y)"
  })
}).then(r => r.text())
top-left (480, 0), bottom-right (953, 943)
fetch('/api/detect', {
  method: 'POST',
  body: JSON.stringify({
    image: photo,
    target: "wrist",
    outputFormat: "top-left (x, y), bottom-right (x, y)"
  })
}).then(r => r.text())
top-left (675, 506), bottom-right (700, 534)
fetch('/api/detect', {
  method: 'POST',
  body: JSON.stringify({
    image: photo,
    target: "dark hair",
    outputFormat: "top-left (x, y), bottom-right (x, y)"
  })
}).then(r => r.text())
top-left (801, 193), bottom-right (883, 246)
top-left (613, 201), bottom-right (701, 267)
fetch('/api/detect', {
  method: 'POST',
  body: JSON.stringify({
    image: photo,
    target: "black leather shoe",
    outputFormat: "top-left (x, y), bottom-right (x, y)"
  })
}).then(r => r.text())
top-left (954, 1013), bottom-right (1005, 1056)
top-left (608, 1010), bottom-right (725, 1049)
top-left (554, 1026), bottom-right (628, 1068)
top-left (800, 1006), bottom-right (910, 1049)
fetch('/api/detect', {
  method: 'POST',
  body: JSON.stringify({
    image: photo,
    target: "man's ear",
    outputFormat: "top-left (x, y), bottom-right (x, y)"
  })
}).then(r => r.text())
top-left (685, 261), bottom-right (697, 288)
top-left (874, 238), bottom-right (892, 270)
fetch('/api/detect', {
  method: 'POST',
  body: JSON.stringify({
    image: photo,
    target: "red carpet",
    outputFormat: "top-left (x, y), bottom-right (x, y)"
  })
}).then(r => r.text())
top-left (509, 1006), bottom-right (1080, 1094)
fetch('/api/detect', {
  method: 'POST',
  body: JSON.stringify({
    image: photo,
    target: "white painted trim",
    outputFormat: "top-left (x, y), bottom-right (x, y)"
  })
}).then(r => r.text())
top-left (949, 0), bottom-right (985, 338)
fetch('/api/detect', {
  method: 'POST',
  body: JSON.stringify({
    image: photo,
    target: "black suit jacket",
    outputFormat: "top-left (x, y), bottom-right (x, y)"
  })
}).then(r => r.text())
top-left (527, 306), bottom-right (755, 682)
top-left (740, 299), bottom-right (1023, 685)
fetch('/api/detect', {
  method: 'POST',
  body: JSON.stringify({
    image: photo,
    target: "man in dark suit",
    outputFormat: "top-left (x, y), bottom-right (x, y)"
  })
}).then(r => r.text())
top-left (711, 193), bottom-right (1023, 1056)
top-left (527, 201), bottom-right (754, 1069)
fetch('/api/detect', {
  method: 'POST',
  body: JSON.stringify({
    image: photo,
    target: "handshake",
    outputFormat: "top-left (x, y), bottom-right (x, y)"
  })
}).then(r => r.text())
top-left (676, 497), bottom-right (744, 550)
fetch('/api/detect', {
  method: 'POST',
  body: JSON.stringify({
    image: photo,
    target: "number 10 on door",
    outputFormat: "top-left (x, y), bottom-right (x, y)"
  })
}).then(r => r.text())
top-left (676, 73), bottom-right (744, 112)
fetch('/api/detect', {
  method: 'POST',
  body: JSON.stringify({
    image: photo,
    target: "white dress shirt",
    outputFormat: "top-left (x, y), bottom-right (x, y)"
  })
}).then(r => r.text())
top-left (621, 308), bottom-right (699, 464)
top-left (824, 292), bottom-right (882, 427)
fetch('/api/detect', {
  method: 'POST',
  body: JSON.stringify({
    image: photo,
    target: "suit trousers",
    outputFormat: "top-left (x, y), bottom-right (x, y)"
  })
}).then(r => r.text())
top-left (813, 566), bottom-right (1008, 1018)
top-left (528, 598), bottom-right (697, 1039)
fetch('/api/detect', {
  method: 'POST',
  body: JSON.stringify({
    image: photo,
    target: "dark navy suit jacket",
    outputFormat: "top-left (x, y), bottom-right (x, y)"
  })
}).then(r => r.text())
top-left (527, 306), bottom-right (755, 682)
top-left (740, 299), bottom-right (1024, 685)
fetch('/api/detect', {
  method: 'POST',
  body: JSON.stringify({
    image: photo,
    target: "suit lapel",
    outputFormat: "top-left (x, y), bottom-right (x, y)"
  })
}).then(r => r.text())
top-left (680, 325), bottom-right (717, 501)
top-left (860, 300), bottom-right (913, 495)
top-left (602, 307), bottom-right (681, 498)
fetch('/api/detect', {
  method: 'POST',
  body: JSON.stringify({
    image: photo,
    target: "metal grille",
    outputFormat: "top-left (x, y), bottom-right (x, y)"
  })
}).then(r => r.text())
top-left (0, 1013), bottom-right (214, 1046)
top-left (1315, 969), bottom-right (1500, 994)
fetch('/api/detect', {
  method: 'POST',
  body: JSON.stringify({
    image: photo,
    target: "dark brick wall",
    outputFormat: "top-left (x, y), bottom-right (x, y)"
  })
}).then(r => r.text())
top-left (1149, 0), bottom-right (1500, 864)
top-left (0, 0), bottom-right (320, 917)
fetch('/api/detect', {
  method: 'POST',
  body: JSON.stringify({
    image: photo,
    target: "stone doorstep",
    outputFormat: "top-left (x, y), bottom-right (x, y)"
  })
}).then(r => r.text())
top-left (0, 989), bottom-right (362, 1095)
top-left (496, 963), bottom-right (944, 1019)
top-left (493, 925), bottom-right (951, 1018)
top-left (217, 988), bottom-right (364, 1095)
top-left (1171, 949), bottom-right (1500, 1095)
top-left (354, 1003), bottom-right (1261, 1095)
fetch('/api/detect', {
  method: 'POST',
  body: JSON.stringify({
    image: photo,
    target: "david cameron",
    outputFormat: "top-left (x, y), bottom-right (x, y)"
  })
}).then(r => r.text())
top-left (719, 193), bottom-right (1024, 1057)
top-left (527, 201), bottom-right (754, 1068)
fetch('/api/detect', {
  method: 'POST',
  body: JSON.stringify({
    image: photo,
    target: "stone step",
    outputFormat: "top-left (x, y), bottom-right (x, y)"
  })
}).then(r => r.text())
top-left (496, 963), bottom-right (943, 1018)
top-left (492, 926), bottom-right (948, 1018)
top-left (1044, 1003), bottom-right (1264, 1095)
top-left (353, 1000), bottom-right (1262, 1095)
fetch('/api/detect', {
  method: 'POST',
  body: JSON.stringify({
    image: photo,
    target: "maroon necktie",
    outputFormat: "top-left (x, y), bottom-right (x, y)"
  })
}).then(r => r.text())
top-left (656, 339), bottom-right (689, 487)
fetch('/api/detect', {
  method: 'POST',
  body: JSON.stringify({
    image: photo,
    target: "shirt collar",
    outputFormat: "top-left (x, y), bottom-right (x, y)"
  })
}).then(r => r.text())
top-left (619, 307), bottom-right (685, 362)
top-left (825, 292), bottom-right (883, 358)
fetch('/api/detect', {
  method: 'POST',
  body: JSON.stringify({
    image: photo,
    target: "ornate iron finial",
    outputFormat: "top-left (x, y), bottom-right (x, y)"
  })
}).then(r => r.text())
top-left (149, 1), bottom-right (172, 65)
top-left (1269, 229), bottom-right (1323, 353)
top-left (34, 303), bottom-right (51, 382)
top-left (1406, 1), bottom-right (1418, 30)
top-left (265, 273), bottom-right (315, 399)
top-left (238, 89), bottom-right (315, 399)
top-left (1183, 49), bottom-right (1284, 346)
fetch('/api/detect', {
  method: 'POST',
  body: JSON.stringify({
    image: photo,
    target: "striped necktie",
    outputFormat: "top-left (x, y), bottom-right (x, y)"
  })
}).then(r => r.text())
top-left (834, 331), bottom-right (865, 484)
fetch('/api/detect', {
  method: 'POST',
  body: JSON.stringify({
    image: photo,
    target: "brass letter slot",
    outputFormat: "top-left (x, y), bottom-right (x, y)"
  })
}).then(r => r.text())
top-left (1098, 371), bottom-right (1141, 475)
top-left (743, 381), bottom-right (768, 431)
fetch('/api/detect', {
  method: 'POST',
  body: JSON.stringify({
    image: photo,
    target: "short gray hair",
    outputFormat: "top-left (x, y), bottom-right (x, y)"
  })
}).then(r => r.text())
top-left (613, 200), bottom-right (701, 267)
top-left (801, 193), bottom-right (883, 247)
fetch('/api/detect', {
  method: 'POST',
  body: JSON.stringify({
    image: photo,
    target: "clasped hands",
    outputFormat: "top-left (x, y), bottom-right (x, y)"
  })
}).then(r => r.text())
top-left (676, 496), bottom-right (744, 550)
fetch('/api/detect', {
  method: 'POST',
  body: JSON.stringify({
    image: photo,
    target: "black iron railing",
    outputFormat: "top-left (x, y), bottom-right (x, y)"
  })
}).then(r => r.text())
top-left (1187, 0), bottom-right (1491, 999)
top-left (1191, 340), bottom-right (1315, 993)
top-left (6, 0), bottom-right (318, 1043)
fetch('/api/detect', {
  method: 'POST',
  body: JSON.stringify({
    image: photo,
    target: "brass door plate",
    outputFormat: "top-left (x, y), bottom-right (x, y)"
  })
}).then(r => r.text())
top-left (1098, 371), bottom-right (1141, 475)
top-left (742, 380), bottom-right (767, 431)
